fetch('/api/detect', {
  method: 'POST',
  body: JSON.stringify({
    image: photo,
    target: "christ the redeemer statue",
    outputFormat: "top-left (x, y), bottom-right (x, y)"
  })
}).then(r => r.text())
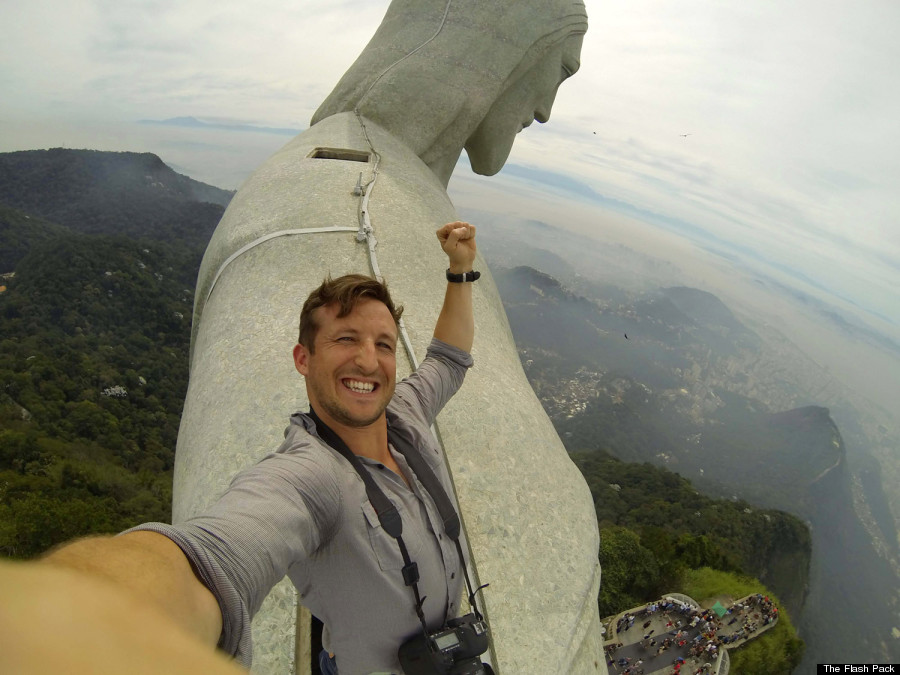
top-left (176, 1), bottom-right (605, 672)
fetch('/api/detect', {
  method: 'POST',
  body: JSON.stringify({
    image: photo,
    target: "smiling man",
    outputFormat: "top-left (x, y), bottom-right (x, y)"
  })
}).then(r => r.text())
top-left (281, 221), bottom-right (477, 673)
top-left (137, 220), bottom-right (478, 675)
top-left (0, 222), bottom-right (479, 675)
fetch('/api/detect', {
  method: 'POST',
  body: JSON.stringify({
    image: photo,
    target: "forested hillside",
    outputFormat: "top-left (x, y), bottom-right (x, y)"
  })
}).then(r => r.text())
top-left (572, 451), bottom-right (809, 619)
top-left (0, 235), bottom-right (193, 555)
top-left (0, 149), bottom-right (225, 556)
top-left (0, 149), bottom-right (231, 265)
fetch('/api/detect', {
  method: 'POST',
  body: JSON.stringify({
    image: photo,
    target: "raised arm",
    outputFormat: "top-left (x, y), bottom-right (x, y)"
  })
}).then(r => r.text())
top-left (434, 221), bottom-right (477, 353)
top-left (0, 532), bottom-right (238, 674)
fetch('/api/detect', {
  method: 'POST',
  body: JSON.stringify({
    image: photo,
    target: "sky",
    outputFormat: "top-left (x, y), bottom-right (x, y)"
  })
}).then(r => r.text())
top-left (2, 0), bottom-right (899, 403)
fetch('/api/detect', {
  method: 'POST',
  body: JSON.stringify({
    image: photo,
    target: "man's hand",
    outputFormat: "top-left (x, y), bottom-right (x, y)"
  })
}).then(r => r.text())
top-left (40, 531), bottom-right (222, 645)
top-left (433, 221), bottom-right (477, 352)
top-left (436, 221), bottom-right (477, 273)
top-left (0, 551), bottom-right (244, 675)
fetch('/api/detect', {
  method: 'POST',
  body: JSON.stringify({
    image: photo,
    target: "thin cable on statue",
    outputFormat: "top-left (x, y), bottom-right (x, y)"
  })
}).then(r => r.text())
top-left (351, 112), bottom-right (421, 371)
top-left (204, 226), bottom-right (359, 307)
top-left (354, 0), bottom-right (454, 113)
top-left (204, 1), bottom-right (454, 368)
top-left (350, 0), bottom-right (454, 371)
top-left (346, 10), bottom-right (492, 661)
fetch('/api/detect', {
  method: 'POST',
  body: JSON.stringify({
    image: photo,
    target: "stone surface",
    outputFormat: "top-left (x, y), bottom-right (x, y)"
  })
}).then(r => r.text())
top-left (176, 1), bottom-right (606, 673)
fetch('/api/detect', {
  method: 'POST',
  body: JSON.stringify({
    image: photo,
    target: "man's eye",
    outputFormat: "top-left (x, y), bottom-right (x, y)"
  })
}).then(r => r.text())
top-left (337, 336), bottom-right (355, 343)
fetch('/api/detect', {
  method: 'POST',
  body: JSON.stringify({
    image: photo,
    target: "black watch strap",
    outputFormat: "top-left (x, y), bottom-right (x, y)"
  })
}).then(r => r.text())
top-left (446, 269), bottom-right (481, 283)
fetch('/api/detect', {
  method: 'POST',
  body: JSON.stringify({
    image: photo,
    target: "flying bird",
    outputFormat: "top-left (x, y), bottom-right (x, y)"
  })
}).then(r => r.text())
top-left (679, 133), bottom-right (692, 137)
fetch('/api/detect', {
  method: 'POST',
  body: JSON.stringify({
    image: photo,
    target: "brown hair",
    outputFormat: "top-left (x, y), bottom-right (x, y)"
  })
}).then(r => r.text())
top-left (298, 274), bottom-right (404, 351)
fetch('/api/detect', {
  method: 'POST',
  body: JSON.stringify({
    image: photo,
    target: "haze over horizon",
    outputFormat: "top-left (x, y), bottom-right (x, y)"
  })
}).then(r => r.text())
top-left (3, 3), bottom-right (898, 429)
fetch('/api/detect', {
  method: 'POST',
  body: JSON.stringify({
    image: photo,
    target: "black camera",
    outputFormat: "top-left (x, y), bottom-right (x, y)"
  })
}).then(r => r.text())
top-left (398, 613), bottom-right (493, 675)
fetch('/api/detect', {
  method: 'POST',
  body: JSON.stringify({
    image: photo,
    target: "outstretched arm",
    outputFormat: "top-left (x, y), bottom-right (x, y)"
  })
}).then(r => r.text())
top-left (433, 221), bottom-right (477, 353)
top-left (0, 532), bottom-right (237, 674)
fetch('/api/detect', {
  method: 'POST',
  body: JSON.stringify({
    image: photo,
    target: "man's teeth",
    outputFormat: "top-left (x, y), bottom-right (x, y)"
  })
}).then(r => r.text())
top-left (344, 379), bottom-right (375, 393)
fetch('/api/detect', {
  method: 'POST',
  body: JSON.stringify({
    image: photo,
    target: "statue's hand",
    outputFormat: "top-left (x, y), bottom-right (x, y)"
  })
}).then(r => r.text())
top-left (436, 221), bottom-right (477, 273)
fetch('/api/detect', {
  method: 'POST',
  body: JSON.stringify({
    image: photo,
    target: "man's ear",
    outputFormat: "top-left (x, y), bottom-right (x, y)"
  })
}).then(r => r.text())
top-left (293, 343), bottom-right (310, 376)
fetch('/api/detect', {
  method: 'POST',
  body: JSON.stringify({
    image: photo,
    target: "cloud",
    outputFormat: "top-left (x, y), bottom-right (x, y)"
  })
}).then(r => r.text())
top-left (3, 0), bottom-right (391, 124)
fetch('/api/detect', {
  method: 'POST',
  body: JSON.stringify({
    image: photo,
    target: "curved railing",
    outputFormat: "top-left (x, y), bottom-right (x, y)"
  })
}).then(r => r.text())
top-left (715, 649), bottom-right (731, 675)
top-left (664, 593), bottom-right (701, 609)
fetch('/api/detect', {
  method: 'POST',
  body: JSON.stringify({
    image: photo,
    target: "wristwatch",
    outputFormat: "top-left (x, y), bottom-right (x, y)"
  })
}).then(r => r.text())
top-left (446, 269), bottom-right (481, 283)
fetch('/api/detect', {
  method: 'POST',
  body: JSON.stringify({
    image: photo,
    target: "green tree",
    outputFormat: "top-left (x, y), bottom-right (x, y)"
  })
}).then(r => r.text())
top-left (598, 526), bottom-right (660, 616)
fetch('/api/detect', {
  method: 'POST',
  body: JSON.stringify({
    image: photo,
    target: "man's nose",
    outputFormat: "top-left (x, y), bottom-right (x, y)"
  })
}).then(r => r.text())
top-left (354, 340), bottom-right (378, 371)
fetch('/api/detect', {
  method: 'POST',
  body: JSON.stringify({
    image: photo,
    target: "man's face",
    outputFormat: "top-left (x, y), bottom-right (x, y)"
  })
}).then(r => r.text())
top-left (293, 298), bottom-right (398, 430)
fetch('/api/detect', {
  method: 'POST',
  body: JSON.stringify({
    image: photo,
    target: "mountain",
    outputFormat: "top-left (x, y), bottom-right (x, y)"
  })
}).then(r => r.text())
top-left (493, 265), bottom-right (845, 513)
top-left (0, 149), bottom-right (232, 260)
top-left (138, 116), bottom-right (302, 136)
top-left (659, 286), bottom-right (746, 333)
top-left (572, 449), bottom-right (810, 616)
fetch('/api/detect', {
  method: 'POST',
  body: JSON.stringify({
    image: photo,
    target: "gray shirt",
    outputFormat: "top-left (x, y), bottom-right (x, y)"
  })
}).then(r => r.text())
top-left (127, 339), bottom-right (473, 675)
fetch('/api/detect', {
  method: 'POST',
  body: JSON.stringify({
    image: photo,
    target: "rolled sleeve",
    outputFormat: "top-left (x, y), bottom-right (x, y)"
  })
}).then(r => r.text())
top-left (124, 520), bottom-right (255, 665)
top-left (124, 450), bottom-right (341, 667)
top-left (393, 338), bottom-right (473, 426)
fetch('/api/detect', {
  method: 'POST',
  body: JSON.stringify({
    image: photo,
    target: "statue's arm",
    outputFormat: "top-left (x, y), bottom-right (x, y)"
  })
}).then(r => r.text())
top-left (0, 532), bottom-right (240, 674)
top-left (433, 222), bottom-right (477, 353)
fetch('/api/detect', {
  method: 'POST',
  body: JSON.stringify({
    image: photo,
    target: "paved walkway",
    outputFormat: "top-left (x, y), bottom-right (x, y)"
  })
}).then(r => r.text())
top-left (605, 608), bottom-right (711, 674)
top-left (603, 594), bottom-right (779, 675)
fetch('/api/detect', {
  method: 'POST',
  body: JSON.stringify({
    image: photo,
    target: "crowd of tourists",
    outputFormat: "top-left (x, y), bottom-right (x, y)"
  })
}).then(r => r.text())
top-left (605, 593), bottom-right (780, 674)
top-left (614, 597), bottom-right (696, 635)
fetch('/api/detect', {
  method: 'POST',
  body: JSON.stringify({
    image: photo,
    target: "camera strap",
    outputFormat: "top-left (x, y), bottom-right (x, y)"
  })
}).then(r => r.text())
top-left (384, 418), bottom-right (488, 623)
top-left (307, 407), bottom-right (487, 633)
